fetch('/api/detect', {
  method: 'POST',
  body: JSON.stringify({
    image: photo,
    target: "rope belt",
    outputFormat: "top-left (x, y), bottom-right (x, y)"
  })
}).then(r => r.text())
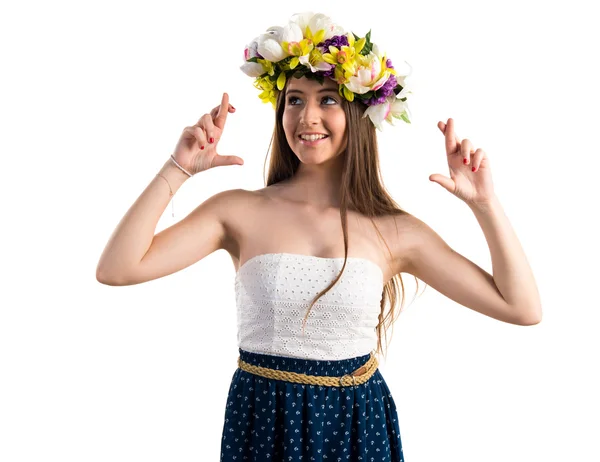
top-left (237, 352), bottom-right (379, 387)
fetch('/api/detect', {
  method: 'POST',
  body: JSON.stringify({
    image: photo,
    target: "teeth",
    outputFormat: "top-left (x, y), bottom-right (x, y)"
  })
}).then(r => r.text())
top-left (300, 134), bottom-right (327, 141)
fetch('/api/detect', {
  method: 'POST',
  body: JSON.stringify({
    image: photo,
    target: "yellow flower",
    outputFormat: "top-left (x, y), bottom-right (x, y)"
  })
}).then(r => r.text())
top-left (347, 33), bottom-right (366, 55)
top-left (346, 53), bottom-right (391, 95)
top-left (255, 76), bottom-right (276, 106)
top-left (299, 47), bottom-right (333, 73)
top-left (281, 38), bottom-right (314, 69)
top-left (281, 27), bottom-right (329, 71)
top-left (276, 72), bottom-right (286, 91)
top-left (342, 86), bottom-right (354, 102)
top-left (333, 64), bottom-right (353, 85)
top-left (257, 58), bottom-right (276, 76)
top-left (303, 26), bottom-right (325, 46)
top-left (322, 46), bottom-right (343, 65)
top-left (323, 44), bottom-right (358, 78)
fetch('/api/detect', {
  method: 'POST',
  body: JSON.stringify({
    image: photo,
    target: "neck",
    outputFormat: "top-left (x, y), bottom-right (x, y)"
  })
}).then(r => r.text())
top-left (282, 160), bottom-right (345, 209)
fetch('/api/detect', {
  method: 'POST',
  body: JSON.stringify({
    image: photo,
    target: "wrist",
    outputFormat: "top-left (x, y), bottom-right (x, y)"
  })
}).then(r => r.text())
top-left (159, 158), bottom-right (191, 183)
top-left (169, 154), bottom-right (194, 177)
top-left (468, 195), bottom-right (501, 214)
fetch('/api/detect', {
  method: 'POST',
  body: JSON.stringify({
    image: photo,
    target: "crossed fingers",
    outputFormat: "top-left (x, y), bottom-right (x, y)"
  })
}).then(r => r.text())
top-left (193, 93), bottom-right (235, 150)
top-left (439, 118), bottom-right (486, 173)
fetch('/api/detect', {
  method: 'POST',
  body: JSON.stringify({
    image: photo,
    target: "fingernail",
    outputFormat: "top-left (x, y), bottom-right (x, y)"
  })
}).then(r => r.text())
top-left (200, 145), bottom-right (204, 150)
top-left (472, 166), bottom-right (476, 172)
top-left (209, 137), bottom-right (214, 143)
top-left (231, 105), bottom-right (236, 110)
top-left (463, 158), bottom-right (468, 164)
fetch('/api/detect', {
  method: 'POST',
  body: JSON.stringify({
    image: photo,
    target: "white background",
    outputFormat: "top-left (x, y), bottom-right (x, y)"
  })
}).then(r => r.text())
top-left (1, 0), bottom-right (599, 461)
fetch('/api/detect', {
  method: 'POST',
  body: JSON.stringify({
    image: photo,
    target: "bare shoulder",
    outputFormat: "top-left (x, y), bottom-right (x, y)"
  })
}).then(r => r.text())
top-left (385, 212), bottom-right (451, 275)
top-left (194, 188), bottom-right (256, 225)
top-left (214, 187), bottom-right (265, 255)
top-left (207, 187), bottom-right (258, 208)
top-left (376, 210), bottom-right (429, 275)
top-left (208, 187), bottom-right (262, 219)
top-left (384, 210), bottom-right (430, 236)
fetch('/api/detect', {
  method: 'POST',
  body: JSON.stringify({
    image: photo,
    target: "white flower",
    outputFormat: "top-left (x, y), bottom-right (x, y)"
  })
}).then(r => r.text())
top-left (289, 11), bottom-right (314, 30)
top-left (298, 54), bottom-right (333, 73)
top-left (243, 38), bottom-right (260, 61)
top-left (392, 60), bottom-right (413, 88)
top-left (281, 21), bottom-right (304, 44)
top-left (307, 13), bottom-right (344, 39)
top-left (240, 62), bottom-right (265, 77)
top-left (363, 95), bottom-right (410, 131)
top-left (240, 38), bottom-right (264, 76)
top-left (290, 12), bottom-right (344, 40)
top-left (256, 26), bottom-right (287, 62)
top-left (345, 53), bottom-right (391, 95)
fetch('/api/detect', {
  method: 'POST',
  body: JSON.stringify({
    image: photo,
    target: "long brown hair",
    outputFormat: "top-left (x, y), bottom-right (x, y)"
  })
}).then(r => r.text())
top-left (264, 76), bottom-right (422, 360)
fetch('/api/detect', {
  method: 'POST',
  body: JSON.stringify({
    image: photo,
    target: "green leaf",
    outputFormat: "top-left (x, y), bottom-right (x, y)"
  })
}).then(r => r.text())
top-left (362, 90), bottom-right (374, 99)
top-left (361, 30), bottom-right (373, 55)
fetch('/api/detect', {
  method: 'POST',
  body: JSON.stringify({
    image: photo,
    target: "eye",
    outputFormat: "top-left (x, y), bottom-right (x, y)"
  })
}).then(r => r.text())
top-left (286, 95), bottom-right (338, 106)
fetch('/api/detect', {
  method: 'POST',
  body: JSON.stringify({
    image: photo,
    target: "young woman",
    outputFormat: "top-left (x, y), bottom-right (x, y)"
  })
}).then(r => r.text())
top-left (96, 12), bottom-right (542, 461)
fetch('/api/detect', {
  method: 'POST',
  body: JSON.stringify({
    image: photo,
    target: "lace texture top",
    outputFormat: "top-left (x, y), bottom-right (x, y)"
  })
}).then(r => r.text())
top-left (235, 252), bottom-right (384, 361)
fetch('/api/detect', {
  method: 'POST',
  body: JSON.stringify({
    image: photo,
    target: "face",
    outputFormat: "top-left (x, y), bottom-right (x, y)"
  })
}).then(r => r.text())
top-left (282, 77), bottom-right (348, 164)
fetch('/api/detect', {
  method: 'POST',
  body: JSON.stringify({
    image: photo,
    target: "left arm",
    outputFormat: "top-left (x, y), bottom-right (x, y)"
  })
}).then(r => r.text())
top-left (403, 198), bottom-right (541, 326)
top-left (468, 196), bottom-right (541, 323)
top-left (404, 118), bottom-right (542, 325)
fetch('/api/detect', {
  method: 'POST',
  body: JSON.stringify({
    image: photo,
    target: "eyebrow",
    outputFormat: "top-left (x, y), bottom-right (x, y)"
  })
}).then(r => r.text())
top-left (286, 88), bottom-right (339, 95)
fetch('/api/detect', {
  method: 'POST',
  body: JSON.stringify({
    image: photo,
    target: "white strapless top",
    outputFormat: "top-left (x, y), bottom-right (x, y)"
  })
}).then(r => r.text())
top-left (234, 252), bottom-right (384, 361)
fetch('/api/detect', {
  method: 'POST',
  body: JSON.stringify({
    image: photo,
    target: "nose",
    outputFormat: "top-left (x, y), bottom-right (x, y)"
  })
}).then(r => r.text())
top-left (299, 99), bottom-right (321, 126)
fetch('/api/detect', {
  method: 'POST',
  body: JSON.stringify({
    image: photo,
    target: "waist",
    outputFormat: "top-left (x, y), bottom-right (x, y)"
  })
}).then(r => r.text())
top-left (237, 348), bottom-right (378, 387)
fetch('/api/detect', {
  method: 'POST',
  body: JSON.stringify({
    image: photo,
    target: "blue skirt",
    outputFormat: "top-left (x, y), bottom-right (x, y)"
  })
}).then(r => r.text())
top-left (220, 348), bottom-right (405, 461)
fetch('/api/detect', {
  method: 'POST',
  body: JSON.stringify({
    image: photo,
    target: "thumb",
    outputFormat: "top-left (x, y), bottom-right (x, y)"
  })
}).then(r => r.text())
top-left (212, 154), bottom-right (244, 168)
top-left (429, 173), bottom-right (455, 192)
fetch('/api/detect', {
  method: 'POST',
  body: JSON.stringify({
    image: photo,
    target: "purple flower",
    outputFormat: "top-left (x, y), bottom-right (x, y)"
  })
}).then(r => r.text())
top-left (364, 75), bottom-right (398, 106)
top-left (320, 67), bottom-right (335, 79)
top-left (386, 58), bottom-right (394, 69)
top-left (316, 35), bottom-right (349, 80)
top-left (318, 34), bottom-right (349, 50)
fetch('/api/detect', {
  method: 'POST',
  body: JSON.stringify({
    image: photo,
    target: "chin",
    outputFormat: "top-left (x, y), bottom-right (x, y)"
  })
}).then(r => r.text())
top-left (296, 151), bottom-right (344, 165)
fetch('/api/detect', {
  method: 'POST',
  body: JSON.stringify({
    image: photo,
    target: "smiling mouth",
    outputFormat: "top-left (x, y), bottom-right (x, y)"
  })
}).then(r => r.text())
top-left (298, 136), bottom-right (328, 147)
top-left (298, 134), bottom-right (329, 142)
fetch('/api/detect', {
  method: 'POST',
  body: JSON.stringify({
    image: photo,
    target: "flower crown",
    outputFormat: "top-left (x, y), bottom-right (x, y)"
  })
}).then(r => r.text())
top-left (240, 12), bottom-right (413, 130)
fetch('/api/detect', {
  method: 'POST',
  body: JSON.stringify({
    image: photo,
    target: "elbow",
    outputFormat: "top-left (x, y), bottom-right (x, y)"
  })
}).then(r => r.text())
top-left (96, 268), bottom-right (124, 286)
top-left (519, 317), bottom-right (542, 326)
top-left (96, 274), bottom-right (116, 286)
top-left (96, 266), bottom-right (111, 285)
top-left (517, 306), bottom-right (543, 326)
top-left (96, 269), bottom-right (108, 285)
top-left (97, 277), bottom-right (117, 286)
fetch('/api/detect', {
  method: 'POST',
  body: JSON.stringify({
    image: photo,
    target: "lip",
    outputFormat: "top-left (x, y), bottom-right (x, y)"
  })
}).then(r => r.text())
top-left (297, 133), bottom-right (329, 146)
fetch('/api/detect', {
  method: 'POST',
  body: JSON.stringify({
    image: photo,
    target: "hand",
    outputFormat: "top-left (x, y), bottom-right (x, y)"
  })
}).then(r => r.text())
top-left (429, 118), bottom-right (496, 207)
top-left (172, 93), bottom-right (243, 175)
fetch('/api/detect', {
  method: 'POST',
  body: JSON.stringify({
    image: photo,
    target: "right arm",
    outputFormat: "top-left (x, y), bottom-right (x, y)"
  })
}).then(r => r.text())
top-left (96, 92), bottom-right (242, 286)
top-left (96, 160), bottom-right (234, 286)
